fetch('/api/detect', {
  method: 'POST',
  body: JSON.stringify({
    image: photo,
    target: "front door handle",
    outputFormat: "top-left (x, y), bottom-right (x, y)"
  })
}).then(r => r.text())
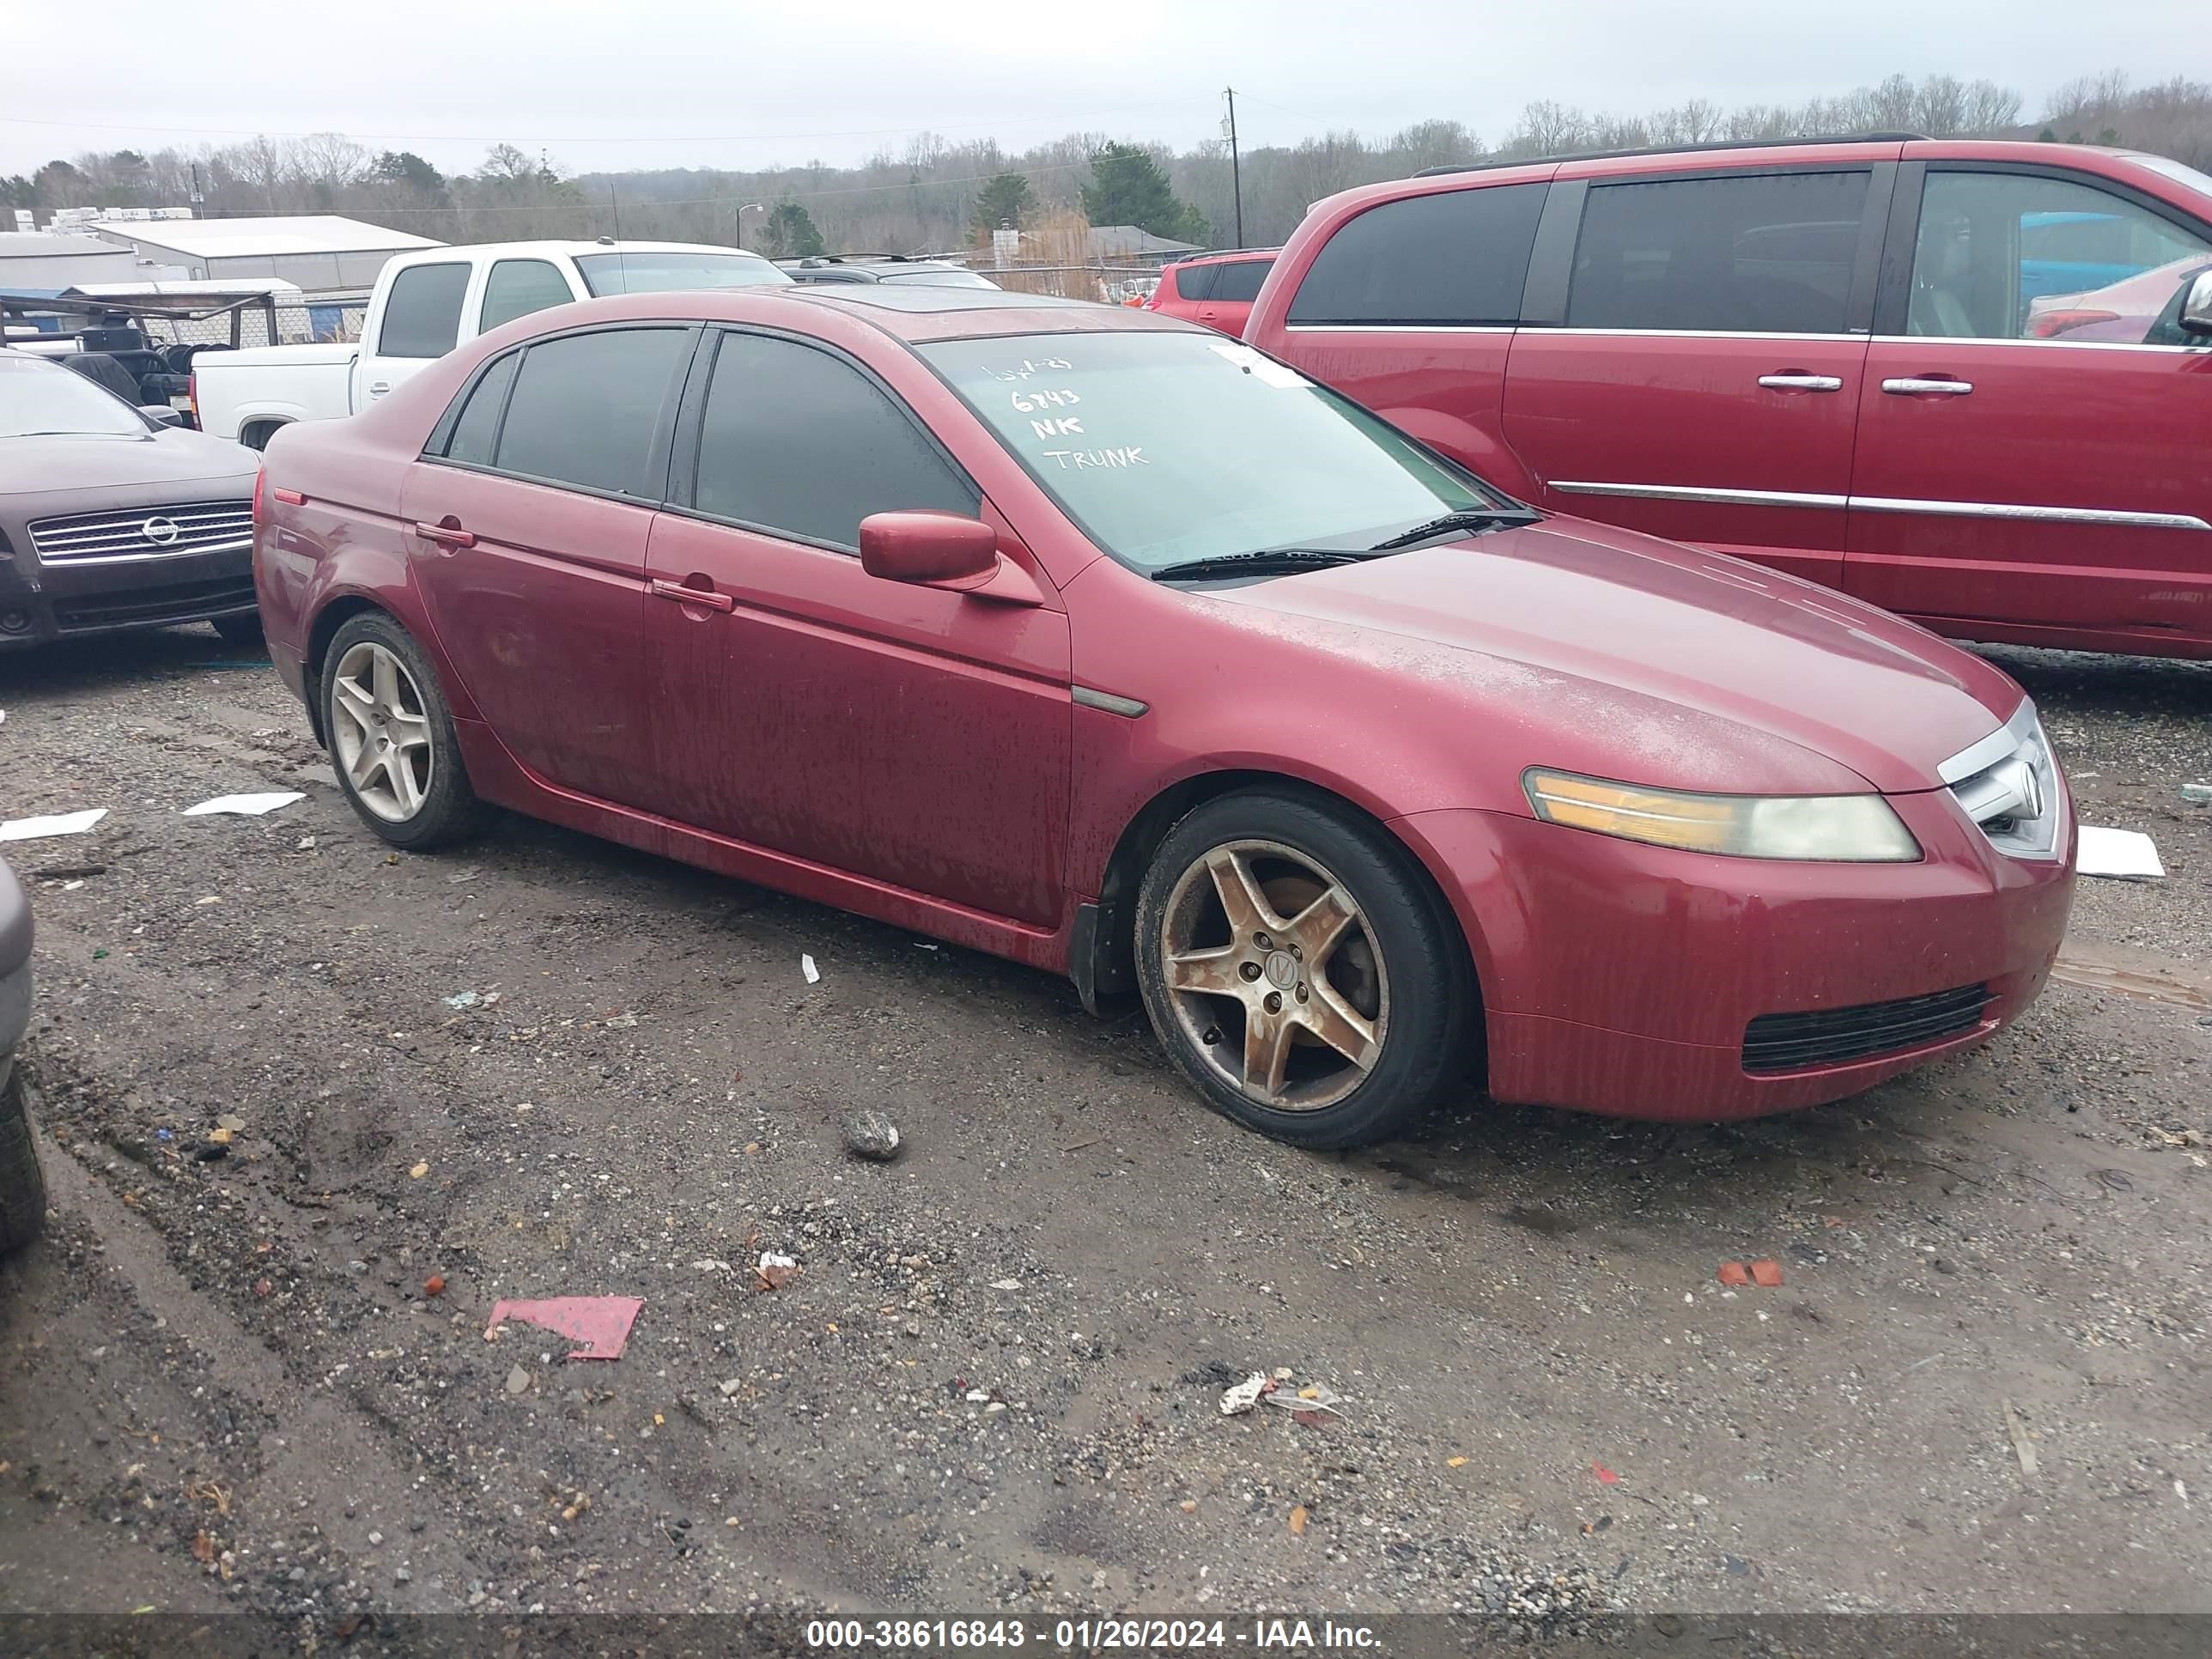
top-left (1881, 377), bottom-right (1974, 396)
top-left (1758, 373), bottom-right (1844, 392)
top-left (651, 577), bottom-right (736, 614)
top-left (413, 520), bottom-right (475, 549)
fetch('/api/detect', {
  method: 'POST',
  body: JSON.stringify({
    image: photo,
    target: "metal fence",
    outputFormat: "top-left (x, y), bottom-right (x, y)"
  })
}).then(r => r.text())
top-left (137, 293), bottom-right (373, 350)
top-left (985, 264), bottom-right (1164, 304)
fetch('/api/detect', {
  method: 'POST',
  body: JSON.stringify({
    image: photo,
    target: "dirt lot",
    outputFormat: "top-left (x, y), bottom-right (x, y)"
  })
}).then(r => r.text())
top-left (0, 627), bottom-right (2207, 1639)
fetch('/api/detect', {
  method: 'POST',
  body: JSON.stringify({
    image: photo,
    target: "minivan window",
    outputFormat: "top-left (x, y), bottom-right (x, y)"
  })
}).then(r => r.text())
top-left (441, 351), bottom-right (519, 465)
top-left (1288, 182), bottom-right (1545, 326)
top-left (693, 332), bottom-right (976, 547)
top-left (1170, 261), bottom-right (1218, 302)
top-left (1566, 171), bottom-right (1871, 334)
top-left (920, 331), bottom-right (1502, 573)
top-left (1211, 259), bottom-right (1273, 303)
top-left (378, 262), bottom-right (471, 358)
top-left (478, 259), bottom-right (575, 333)
top-left (492, 327), bottom-right (690, 497)
top-left (1911, 171), bottom-right (2212, 342)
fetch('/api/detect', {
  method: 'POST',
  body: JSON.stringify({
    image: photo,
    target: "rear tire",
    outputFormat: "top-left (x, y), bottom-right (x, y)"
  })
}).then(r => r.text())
top-left (319, 612), bottom-right (493, 850)
top-left (1133, 788), bottom-right (1477, 1149)
top-left (0, 1064), bottom-right (47, 1256)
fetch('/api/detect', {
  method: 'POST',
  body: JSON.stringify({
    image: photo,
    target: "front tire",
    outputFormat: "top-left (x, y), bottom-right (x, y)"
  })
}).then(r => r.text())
top-left (319, 612), bottom-right (492, 850)
top-left (0, 1063), bottom-right (46, 1256)
top-left (1133, 789), bottom-right (1477, 1149)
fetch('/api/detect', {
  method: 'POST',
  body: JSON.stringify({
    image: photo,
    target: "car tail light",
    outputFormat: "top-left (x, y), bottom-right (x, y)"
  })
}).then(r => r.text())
top-left (2027, 308), bottom-right (2119, 339)
top-left (187, 368), bottom-right (198, 424)
top-left (251, 465), bottom-right (266, 529)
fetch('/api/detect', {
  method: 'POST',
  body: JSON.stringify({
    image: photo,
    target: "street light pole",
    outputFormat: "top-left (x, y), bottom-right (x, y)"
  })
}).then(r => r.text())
top-left (736, 202), bottom-right (765, 251)
top-left (1224, 87), bottom-right (1243, 249)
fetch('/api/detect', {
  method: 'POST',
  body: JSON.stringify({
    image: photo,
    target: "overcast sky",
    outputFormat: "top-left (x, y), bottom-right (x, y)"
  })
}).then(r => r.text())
top-left (0, 0), bottom-right (2188, 179)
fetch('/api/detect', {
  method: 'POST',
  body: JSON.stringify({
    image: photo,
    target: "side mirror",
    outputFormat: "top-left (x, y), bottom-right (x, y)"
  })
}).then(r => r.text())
top-left (859, 511), bottom-right (1000, 589)
top-left (2180, 270), bottom-right (2212, 338)
top-left (139, 404), bottom-right (184, 428)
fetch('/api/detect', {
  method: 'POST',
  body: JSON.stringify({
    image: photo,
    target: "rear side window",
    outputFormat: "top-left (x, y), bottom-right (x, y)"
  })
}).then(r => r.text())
top-left (1567, 171), bottom-right (1871, 334)
top-left (1289, 182), bottom-right (1545, 325)
top-left (1211, 259), bottom-right (1273, 303)
top-left (493, 327), bottom-right (690, 497)
top-left (441, 351), bottom-right (518, 465)
top-left (479, 259), bottom-right (575, 333)
top-left (1169, 262), bottom-right (1218, 301)
top-left (377, 262), bottom-right (471, 358)
top-left (691, 331), bottom-right (977, 549)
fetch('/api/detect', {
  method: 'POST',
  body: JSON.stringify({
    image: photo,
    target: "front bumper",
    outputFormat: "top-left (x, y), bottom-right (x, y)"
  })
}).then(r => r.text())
top-left (0, 542), bottom-right (257, 650)
top-left (1395, 789), bottom-right (2075, 1121)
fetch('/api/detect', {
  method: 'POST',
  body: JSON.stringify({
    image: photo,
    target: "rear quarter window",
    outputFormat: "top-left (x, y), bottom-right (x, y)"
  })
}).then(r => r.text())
top-left (377, 262), bottom-right (471, 359)
top-left (1288, 182), bottom-right (1546, 325)
top-left (1169, 262), bottom-right (1218, 302)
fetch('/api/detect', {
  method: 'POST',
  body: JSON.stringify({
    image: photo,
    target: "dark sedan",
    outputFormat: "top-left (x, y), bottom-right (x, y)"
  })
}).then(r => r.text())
top-left (1, 349), bottom-right (261, 651)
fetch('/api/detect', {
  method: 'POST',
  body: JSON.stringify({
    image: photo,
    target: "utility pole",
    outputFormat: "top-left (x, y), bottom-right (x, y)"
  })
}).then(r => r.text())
top-left (1224, 87), bottom-right (1243, 248)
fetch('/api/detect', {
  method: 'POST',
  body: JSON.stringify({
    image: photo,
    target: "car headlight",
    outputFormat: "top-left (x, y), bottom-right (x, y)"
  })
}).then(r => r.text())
top-left (1522, 769), bottom-right (1922, 862)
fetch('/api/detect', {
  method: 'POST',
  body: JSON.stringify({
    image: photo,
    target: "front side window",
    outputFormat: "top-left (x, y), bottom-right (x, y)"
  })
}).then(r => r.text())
top-left (479, 259), bottom-right (575, 333)
top-left (1567, 171), bottom-right (1870, 334)
top-left (1289, 182), bottom-right (1545, 325)
top-left (441, 352), bottom-right (519, 465)
top-left (1911, 171), bottom-right (2212, 342)
top-left (920, 331), bottom-right (1504, 573)
top-left (492, 327), bottom-right (690, 497)
top-left (692, 331), bottom-right (976, 547)
top-left (378, 262), bottom-right (471, 358)
top-left (1210, 259), bottom-right (1273, 303)
top-left (573, 252), bottom-right (791, 295)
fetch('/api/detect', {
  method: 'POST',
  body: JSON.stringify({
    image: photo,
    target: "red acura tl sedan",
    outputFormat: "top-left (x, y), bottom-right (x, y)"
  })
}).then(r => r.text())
top-left (252, 285), bottom-right (2075, 1148)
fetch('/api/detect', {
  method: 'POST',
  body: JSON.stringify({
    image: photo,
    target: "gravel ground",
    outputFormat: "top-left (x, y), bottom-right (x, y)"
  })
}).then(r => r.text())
top-left (0, 626), bottom-right (2206, 1638)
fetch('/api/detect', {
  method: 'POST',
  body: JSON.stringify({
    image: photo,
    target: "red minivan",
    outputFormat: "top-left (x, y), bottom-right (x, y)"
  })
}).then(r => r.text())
top-left (1146, 251), bottom-right (1277, 335)
top-left (1247, 138), bottom-right (2212, 660)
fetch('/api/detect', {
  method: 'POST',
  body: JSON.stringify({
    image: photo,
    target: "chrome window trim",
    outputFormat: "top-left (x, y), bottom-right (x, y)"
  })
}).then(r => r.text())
top-left (1552, 481), bottom-right (2208, 532)
top-left (1869, 333), bottom-right (2207, 354)
top-left (1530, 326), bottom-right (1867, 342)
top-left (1280, 323), bottom-right (1516, 334)
top-left (1551, 481), bottom-right (1847, 510)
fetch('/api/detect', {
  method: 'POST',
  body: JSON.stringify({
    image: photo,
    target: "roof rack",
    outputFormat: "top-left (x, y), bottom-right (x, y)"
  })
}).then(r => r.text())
top-left (1412, 131), bottom-right (1929, 178)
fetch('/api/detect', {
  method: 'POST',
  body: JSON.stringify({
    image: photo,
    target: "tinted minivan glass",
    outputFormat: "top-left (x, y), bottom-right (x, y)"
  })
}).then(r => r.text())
top-left (1210, 259), bottom-right (1273, 303)
top-left (1567, 170), bottom-right (1870, 334)
top-left (1289, 182), bottom-right (1545, 325)
top-left (441, 351), bottom-right (519, 465)
top-left (379, 262), bottom-right (471, 358)
top-left (693, 332), bottom-right (976, 547)
top-left (493, 327), bottom-right (689, 497)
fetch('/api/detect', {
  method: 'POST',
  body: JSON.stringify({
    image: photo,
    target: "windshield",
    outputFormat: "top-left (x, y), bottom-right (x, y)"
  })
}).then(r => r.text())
top-left (0, 356), bottom-right (149, 438)
top-left (917, 331), bottom-right (1507, 571)
top-left (880, 268), bottom-right (1000, 289)
top-left (574, 252), bottom-right (792, 295)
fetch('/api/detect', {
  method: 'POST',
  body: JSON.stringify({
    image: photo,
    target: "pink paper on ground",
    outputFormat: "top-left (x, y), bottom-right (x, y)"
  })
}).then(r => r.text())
top-left (486, 1296), bottom-right (643, 1360)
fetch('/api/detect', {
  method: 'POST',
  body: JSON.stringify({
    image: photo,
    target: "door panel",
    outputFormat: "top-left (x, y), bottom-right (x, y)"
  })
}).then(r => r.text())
top-left (641, 514), bottom-right (1072, 926)
top-left (1845, 167), bottom-right (2212, 642)
top-left (399, 465), bottom-right (653, 804)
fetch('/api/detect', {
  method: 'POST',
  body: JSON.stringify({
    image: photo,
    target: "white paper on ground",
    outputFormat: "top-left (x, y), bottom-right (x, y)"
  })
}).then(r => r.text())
top-left (2078, 824), bottom-right (2164, 880)
top-left (801, 954), bottom-right (821, 984)
top-left (0, 807), bottom-right (107, 842)
top-left (183, 792), bottom-right (306, 817)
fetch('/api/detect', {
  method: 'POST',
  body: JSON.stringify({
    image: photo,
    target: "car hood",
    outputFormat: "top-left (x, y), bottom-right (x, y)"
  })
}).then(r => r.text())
top-left (1201, 518), bottom-right (2023, 795)
top-left (0, 429), bottom-right (259, 498)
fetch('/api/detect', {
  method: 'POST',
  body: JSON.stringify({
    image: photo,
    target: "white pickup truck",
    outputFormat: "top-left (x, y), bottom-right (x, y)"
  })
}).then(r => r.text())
top-left (191, 240), bottom-right (789, 450)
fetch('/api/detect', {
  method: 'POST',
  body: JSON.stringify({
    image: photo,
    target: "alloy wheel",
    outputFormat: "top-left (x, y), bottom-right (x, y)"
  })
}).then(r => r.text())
top-left (1157, 839), bottom-right (1389, 1110)
top-left (330, 640), bottom-right (435, 823)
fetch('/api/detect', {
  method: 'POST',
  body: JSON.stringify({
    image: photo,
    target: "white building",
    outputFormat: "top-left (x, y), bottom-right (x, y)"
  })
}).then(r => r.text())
top-left (0, 231), bottom-right (166, 289)
top-left (82, 215), bottom-right (443, 292)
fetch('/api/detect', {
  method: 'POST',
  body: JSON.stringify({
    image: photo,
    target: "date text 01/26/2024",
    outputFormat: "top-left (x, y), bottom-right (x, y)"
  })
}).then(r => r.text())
top-left (804, 1620), bottom-right (1382, 1651)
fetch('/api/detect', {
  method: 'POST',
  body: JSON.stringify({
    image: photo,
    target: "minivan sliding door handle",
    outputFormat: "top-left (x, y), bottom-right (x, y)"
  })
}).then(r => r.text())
top-left (1757, 373), bottom-right (1844, 392)
top-left (1881, 377), bottom-right (1974, 397)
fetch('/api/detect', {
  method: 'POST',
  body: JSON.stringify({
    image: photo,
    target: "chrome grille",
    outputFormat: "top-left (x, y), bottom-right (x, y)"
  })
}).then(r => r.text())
top-left (27, 501), bottom-right (253, 564)
top-left (1939, 700), bottom-right (2064, 860)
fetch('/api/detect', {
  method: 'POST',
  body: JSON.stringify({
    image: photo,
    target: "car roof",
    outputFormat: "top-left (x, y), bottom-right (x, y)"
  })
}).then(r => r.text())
top-left (515, 283), bottom-right (1205, 346)
top-left (405, 240), bottom-right (775, 263)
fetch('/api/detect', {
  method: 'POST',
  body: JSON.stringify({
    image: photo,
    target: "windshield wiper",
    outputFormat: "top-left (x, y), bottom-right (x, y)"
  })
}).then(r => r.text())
top-left (1367, 507), bottom-right (1541, 550)
top-left (1149, 548), bottom-right (1384, 583)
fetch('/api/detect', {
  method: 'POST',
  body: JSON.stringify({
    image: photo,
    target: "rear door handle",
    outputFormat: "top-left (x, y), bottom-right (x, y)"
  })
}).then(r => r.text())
top-left (1881, 377), bottom-right (1974, 396)
top-left (368, 380), bottom-right (392, 397)
top-left (413, 520), bottom-right (475, 549)
top-left (1758, 373), bottom-right (1844, 392)
top-left (651, 577), bottom-right (736, 614)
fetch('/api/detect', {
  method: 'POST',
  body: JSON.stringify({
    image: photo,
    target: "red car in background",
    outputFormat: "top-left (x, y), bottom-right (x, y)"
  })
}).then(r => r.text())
top-left (253, 285), bottom-right (2072, 1148)
top-left (1145, 250), bottom-right (1277, 334)
top-left (1246, 137), bottom-right (2212, 660)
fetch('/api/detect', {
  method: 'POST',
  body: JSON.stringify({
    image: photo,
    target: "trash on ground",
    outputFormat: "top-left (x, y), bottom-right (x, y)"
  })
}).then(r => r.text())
top-left (1288, 1504), bottom-right (1309, 1536)
top-left (1749, 1259), bottom-right (1784, 1287)
top-left (754, 1253), bottom-right (800, 1291)
top-left (1263, 1382), bottom-right (1345, 1418)
top-left (1219, 1371), bottom-right (1274, 1415)
top-left (801, 954), bottom-right (820, 984)
top-left (1, 808), bottom-right (108, 842)
top-left (1717, 1261), bottom-right (1751, 1286)
top-left (1593, 1462), bottom-right (1621, 1485)
top-left (1447, 1455), bottom-right (1468, 1468)
top-left (2002, 1397), bottom-right (2038, 1477)
top-left (484, 1295), bottom-right (643, 1360)
top-left (422, 1275), bottom-right (446, 1297)
top-left (409, 1161), bottom-right (429, 1179)
top-left (182, 792), bottom-right (305, 817)
top-left (2181, 783), bottom-right (2211, 805)
top-left (2077, 825), bottom-right (2164, 880)
top-left (842, 1109), bottom-right (902, 1161)
top-left (442, 989), bottom-right (501, 1011)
